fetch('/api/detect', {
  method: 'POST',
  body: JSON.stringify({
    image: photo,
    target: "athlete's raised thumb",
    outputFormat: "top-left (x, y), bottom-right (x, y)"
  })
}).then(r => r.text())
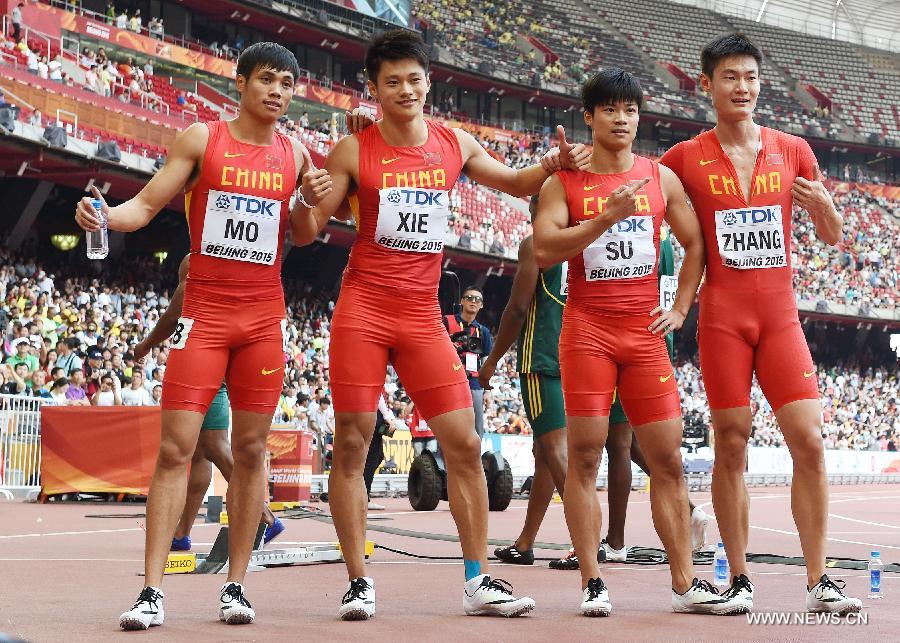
top-left (557, 125), bottom-right (570, 151)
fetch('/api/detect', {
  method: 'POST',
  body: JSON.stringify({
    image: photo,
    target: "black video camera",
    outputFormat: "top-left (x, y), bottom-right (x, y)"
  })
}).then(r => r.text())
top-left (449, 330), bottom-right (483, 357)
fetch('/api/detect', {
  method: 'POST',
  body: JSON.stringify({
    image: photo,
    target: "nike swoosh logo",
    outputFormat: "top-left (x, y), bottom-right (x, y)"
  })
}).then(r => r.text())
top-left (453, 364), bottom-right (462, 371)
top-left (382, 157), bottom-right (401, 165)
top-left (659, 374), bottom-right (673, 383)
top-left (699, 159), bottom-right (717, 166)
top-left (224, 152), bottom-right (244, 158)
top-left (261, 367), bottom-right (283, 376)
top-left (584, 184), bottom-right (602, 191)
top-left (803, 371), bottom-right (816, 378)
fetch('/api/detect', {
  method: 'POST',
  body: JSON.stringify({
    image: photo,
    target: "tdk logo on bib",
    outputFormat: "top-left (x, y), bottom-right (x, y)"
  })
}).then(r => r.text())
top-left (613, 218), bottom-right (649, 233)
top-left (387, 189), bottom-right (445, 207)
top-left (721, 208), bottom-right (779, 226)
top-left (213, 193), bottom-right (277, 217)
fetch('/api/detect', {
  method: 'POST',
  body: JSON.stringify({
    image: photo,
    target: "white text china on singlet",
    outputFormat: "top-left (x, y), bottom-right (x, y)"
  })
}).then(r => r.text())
top-left (582, 216), bottom-right (656, 281)
top-left (200, 189), bottom-right (282, 265)
top-left (374, 187), bottom-right (451, 253)
top-left (714, 205), bottom-right (786, 269)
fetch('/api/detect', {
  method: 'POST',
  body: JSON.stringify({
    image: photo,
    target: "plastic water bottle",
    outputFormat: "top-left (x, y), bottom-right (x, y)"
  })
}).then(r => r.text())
top-left (869, 550), bottom-right (883, 599)
top-left (86, 198), bottom-right (108, 259)
top-left (714, 542), bottom-right (729, 587)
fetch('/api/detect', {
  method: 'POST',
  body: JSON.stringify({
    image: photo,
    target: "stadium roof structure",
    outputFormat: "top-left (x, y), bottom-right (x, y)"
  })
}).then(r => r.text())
top-left (671, 0), bottom-right (900, 53)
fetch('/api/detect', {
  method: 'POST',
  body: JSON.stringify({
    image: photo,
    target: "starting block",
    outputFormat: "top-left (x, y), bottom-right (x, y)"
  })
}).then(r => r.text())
top-left (165, 524), bottom-right (374, 575)
top-left (268, 501), bottom-right (305, 512)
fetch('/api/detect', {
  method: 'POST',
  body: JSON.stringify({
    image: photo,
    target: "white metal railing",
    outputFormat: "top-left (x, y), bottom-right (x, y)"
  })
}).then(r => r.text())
top-left (0, 394), bottom-right (49, 491)
top-left (55, 108), bottom-right (77, 135)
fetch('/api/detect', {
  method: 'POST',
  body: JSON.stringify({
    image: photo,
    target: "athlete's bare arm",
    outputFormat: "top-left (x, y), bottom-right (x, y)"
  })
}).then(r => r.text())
top-left (75, 123), bottom-right (209, 233)
top-left (290, 136), bottom-right (357, 246)
top-left (455, 126), bottom-right (589, 197)
top-left (532, 175), bottom-right (650, 268)
top-left (792, 177), bottom-right (842, 245)
top-left (477, 236), bottom-right (539, 389)
top-left (649, 165), bottom-right (705, 335)
top-left (133, 257), bottom-right (189, 361)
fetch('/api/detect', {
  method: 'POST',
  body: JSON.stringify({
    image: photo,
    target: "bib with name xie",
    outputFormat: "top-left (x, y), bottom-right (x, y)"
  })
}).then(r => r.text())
top-left (582, 216), bottom-right (656, 281)
top-left (200, 189), bottom-right (281, 265)
top-left (714, 205), bottom-right (786, 270)
top-left (375, 187), bottom-right (450, 253)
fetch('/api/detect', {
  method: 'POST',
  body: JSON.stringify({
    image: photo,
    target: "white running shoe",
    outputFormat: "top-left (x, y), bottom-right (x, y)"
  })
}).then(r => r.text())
top-left (672, 578), bottom-right (749, 615)
top-left (339, 577), bottom-right (376, 621)
top-left (119, 586), bottom-right (165, 630)
top-left (691, 507), bottom-right (709, 552)
top-left (806, 575), bottom-right (862, 615)
top-left (463, 575), bottom-right (535, 617)
top-left (219, 582), bottom-right (255, 625)
top-left (720, 574), bottom-right (754, 613)
top-left (580, 577), bottom-right (612, 617)
top-left (599, 539), bottom-right (627, 563)
top-left (367, 501), bottom-right (386, 510)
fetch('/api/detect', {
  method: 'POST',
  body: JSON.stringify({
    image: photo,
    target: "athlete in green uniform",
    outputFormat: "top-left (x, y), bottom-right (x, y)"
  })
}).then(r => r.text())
top-left (552, 226), bottom-right (708, 570)
top-left (479, 196), bottom-right (568, 564)
top-left (133, 256), bottom-right (283, 551)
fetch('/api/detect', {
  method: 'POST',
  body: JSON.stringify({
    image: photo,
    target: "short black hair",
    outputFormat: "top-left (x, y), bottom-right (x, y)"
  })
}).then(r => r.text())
top-left (365, 29), bottom-right (429, 83)
top-left (462, 285), bottom-right (483, 297)
top-left (701, 34), bottom-right (762, 78)
top-left (582, 68), bottom-right (643, 114)
top-left (236, 42), bottom-right (301, 84)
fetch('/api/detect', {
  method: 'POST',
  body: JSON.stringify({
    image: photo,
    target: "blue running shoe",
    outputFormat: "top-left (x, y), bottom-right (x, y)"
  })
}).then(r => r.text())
top-left (170, 535), bottom-right (191, 551)
top-left (263, 518), bottom-right (285, 545)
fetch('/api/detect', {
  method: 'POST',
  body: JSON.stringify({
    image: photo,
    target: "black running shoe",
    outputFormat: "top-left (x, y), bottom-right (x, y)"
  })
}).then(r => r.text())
top-left (494, 545), bottom-right (535, 565)
top-left (550, 548), bottom-right (579, 570)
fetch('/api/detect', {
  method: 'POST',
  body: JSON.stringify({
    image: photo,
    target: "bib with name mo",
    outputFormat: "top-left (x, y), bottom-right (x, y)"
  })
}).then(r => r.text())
top-left (201, 189), bottom-right (281, 265)
top-left (375, 187), bottom-right (451, 253)
top-left (582, 216), bottom-right (656, 281)
top-left (714, 205), bottom-right (786, 269)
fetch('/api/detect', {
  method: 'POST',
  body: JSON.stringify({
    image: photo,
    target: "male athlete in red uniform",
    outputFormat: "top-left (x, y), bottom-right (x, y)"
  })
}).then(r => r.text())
top-left (292, 30), bottom-right (590, 620)
top-left (76, 43), bottom-right (332, 630)
top-left (533, 68), bottom-right (745, 616)
top-left (660, 34), bottom-right (860, 614)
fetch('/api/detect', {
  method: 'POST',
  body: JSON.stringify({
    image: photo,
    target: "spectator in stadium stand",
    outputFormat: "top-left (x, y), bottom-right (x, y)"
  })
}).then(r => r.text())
top-left (121, 370), bottom-right (150, 406)
top-left (36, 55), bottom-right (48, 80)
top-left (6, 337), bottom-right (37, 376)
top-left (300, 111), bottom-right (309, 128)
top-left (129, 9), bottom-right (141, 33)
top-left (115, 8), bottom-right (127, 30)
top-left (29, 370), bottom-right (51, 399)
top-left (148, 384), bottom-right (162, 406)
top-left (48, 377), bottom-right (70, 404)
top-left (0, 363), bottom-right (27, 395)
top-left (65, 368), bottom-right (89, 405)
top-left (25, 45), bottom-right (37, 74)
top-left (11, 3), bottom-right (22, 43)
top-left (54, 338), bottom-right (82, 377)
top-left (91, 373), bottom-right (122, 406)
top-left (48, 55), bottom-right (63, 83)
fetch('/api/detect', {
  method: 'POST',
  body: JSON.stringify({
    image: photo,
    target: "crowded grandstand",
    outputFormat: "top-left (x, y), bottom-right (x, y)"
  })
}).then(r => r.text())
top-left (0, 0), bottom-right (897, 454)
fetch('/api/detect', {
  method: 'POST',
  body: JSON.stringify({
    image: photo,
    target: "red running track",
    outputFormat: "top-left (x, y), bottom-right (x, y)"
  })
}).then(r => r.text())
top-left (1, 484), bottom-right (897, 641)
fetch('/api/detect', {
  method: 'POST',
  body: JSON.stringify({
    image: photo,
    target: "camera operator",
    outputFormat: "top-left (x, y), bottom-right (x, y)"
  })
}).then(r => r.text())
top-left (443, 285), bottom-right (493, 439)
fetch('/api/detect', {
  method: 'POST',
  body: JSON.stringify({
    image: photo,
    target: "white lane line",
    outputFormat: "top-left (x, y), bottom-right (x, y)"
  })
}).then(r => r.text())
top-left (0, 523), bottom-right (219, 540)
top-left (0, 558), bottom-right (143, 562)
top-left (828, 513), bottom-right (900, 529)
top-left (748, 524), bottom-right (900, 550)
